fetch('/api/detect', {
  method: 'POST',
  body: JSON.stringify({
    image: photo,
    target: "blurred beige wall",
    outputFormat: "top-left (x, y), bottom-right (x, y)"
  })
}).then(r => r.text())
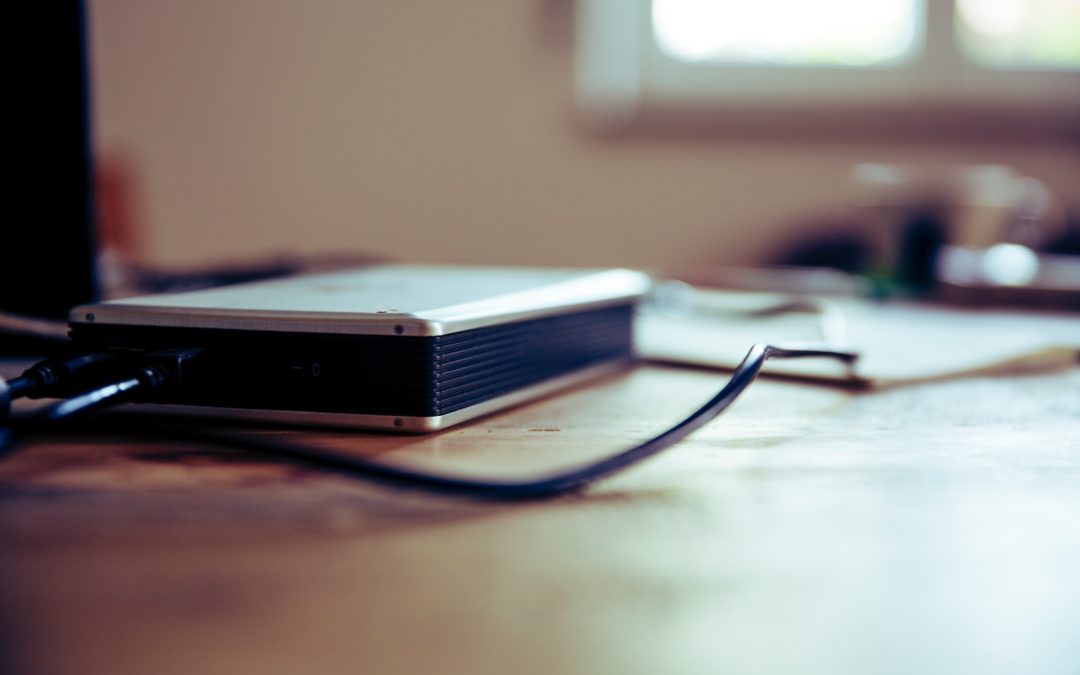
top-left (88, 0), bottom-right (1080, 269)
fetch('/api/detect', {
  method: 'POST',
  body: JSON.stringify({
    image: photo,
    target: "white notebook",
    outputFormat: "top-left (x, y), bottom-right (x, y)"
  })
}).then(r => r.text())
top-left (637, 290), bottom-right (1080, 387)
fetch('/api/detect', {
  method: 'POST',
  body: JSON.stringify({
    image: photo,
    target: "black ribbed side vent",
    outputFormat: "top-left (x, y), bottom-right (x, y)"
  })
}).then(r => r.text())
top-left (429, 305), bottom-right (633, 415)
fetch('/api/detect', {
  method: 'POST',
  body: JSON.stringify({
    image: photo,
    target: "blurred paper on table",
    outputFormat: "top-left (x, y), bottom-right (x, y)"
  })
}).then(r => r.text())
top-left (637, 291), bottom-right (1080, 387)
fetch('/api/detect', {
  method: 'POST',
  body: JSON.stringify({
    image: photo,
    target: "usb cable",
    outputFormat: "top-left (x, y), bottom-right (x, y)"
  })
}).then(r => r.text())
top-left (2, 343), bottom-right (856, 499)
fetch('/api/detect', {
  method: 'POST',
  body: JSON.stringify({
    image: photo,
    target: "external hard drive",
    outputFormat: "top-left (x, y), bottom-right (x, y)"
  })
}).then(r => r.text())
top-left (68, 265), bottom-right (651, 431)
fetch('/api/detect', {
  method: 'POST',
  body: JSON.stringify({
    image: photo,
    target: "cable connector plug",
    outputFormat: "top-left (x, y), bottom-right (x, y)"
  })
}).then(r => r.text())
top-left (0, 375), bottom-right (11, 422)
top-left (6, 347), bottom-right (205, 433)
top-left (1, 347), bottom-right (203, 451)
top-left (9, 352), bottom-right (126, 400)
top-left (129, 347), bottom-right (205, 402)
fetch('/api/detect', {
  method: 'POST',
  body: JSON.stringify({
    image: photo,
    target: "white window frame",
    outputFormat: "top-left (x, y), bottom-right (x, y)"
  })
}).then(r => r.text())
top-left (576, 0), bottom-right (1080, 135)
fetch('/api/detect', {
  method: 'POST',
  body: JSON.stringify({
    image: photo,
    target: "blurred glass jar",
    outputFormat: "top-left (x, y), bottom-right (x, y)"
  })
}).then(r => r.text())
top-left (852, 163), bottom-right (1069, 289)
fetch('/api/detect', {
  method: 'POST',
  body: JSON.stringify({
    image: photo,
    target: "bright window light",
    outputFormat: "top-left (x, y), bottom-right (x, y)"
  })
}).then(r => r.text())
top-left (956, 0), bottom-right (1080, 69)
top-left (652, 0), bottom-right (922, 66)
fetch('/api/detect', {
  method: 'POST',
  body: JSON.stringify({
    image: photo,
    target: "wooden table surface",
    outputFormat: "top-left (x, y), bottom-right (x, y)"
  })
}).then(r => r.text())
top-left (2, 362), bottom-right (1079, 675)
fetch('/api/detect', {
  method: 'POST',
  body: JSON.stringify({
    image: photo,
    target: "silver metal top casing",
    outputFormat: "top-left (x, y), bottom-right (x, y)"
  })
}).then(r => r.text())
top-left (70, 265), bottom-right (653, 337)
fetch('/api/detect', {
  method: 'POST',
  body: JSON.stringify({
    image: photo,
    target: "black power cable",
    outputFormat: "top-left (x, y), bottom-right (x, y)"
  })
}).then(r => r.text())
top-left (6, 352), bottom-right (124, 401)
top-left (29, 375), bottom-right (147, 424)
top-left (2, 350), bottom-right (132, 423)
top-left (3, 343), bottom-right (856, 500)
top-left (0, 375), bottom-right (10, 426)
top-left (4, 348), bottom-right (202, 437)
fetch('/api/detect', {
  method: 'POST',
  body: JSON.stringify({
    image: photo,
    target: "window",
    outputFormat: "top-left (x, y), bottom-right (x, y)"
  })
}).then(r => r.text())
top-left (956, 0), bottom-right (1080, 68)
top-left (653, 0), bottom-right (923, 67)
top-left (576, 0), bottom-right (1080, 133)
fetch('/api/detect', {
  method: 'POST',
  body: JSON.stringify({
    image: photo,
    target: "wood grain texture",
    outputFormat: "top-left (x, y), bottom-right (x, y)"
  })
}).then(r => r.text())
top-left (2, 365), bottom-right (1079, 675)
